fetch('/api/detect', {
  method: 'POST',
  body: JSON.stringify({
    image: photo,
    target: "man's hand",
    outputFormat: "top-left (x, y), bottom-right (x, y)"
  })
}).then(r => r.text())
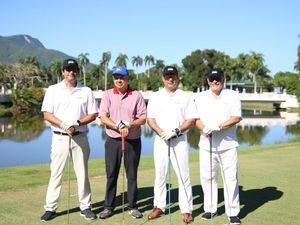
top-left (160, 128), bottom-right (181, 141)
top-left (115, 120), bottom-right (130, 129)
top-left (203, 126), bottom-right (220, 136)
top-left (60, 121), bottom-right (73, 132)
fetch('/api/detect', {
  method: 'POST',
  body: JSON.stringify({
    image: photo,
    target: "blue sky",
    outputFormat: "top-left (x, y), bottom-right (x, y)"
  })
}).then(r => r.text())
top-left (0, 0), bottom-right (299, 75)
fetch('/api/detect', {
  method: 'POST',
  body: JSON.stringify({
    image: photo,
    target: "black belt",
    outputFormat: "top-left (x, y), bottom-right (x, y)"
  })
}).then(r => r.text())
top-left (53, 131), bottom-right (82, 136)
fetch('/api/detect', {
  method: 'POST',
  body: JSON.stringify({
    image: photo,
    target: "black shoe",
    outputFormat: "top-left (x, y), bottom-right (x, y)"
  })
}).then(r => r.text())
top-left (229, 216), bottom-right (241, 225)
top-left (40, 211), bottom-right (56, 222)
top-left (80, 208), bottom-right (97, 220)
top-left (99, 208), bottom-right (113, 219)
top-left (201, 212), bottom-right (217, 220)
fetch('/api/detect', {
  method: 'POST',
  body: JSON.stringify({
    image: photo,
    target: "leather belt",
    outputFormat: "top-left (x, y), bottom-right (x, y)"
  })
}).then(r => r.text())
top-left (53, 131), bottom-right (82, 136)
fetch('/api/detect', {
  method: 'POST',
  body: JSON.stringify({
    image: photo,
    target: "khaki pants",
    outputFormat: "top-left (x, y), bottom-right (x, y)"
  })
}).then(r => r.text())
top-left (44, 133), bottom-right (92, 212)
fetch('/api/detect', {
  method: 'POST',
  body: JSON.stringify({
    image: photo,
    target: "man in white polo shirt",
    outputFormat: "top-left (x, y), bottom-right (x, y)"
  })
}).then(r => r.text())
top-left (147, 66), bottom-right (197, 223)
top-left (195, 69), bottom-right (242, 225)
top-left (40, 59), bottom-right (97, 222)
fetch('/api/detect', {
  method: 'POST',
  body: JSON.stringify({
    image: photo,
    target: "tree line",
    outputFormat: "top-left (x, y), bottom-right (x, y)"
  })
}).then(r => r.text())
top-left (0, 47), bottom-right (300, 98)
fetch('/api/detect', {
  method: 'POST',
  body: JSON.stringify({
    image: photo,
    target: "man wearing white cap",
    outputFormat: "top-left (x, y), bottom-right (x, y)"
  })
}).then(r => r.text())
top-left (147, 66), bottom-right (197, 223)
top-left (195, 69), bottom-right (242, 225)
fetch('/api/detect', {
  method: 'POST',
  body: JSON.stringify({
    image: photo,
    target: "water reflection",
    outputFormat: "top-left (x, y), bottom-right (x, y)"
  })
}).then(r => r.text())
top-left (1, 111), bottom-right (299, 145)
top-left (0, 110), bottom-right (300, 167)
top-left (0, 115), bottom-right (45, 142)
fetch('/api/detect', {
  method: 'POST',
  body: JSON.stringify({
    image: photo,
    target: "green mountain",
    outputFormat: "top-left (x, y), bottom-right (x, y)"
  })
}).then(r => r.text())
top-left (0, 34), bottom-right (74, 67)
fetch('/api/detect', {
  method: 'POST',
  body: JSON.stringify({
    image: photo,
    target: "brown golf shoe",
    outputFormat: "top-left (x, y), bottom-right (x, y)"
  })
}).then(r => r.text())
top-left (148, 208), bottom-right (163, 220)
top-left (182, 213), bottom-right (193, 223)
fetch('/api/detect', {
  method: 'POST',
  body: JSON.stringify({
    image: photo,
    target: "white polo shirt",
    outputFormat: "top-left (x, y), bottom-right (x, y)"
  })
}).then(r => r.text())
top-left (195, 89), bottom-right (242, 151)
top-left (41, 80), bottom-right (97, 133)
top-left (147, 88), bottom-right (197, 132)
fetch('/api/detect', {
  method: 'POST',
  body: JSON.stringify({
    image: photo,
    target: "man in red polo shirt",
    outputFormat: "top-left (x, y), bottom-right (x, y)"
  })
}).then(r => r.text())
top-left (98, 66), bottom-right (147, 219)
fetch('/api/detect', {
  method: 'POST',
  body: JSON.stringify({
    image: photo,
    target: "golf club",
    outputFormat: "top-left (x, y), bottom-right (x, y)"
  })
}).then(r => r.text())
top-left (67, 136), bottom-right (72, 225)
top-left (121, 136), bottom-right (125, 225)
top-left (209, 133), bottom-right (213, 225)
top-left (170, 145), bottom-right (190, 202)
top-left (168, 139), bottom-right (172, 225)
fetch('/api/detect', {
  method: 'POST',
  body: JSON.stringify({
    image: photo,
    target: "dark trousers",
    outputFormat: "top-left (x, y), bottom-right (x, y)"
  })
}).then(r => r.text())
top-left (104, 136), bottom-right (141, 210)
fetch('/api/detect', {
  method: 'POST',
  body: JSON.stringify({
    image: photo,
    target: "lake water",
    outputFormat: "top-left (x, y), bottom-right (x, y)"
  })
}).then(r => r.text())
top-left (0, 110), bottom-right (300, 168)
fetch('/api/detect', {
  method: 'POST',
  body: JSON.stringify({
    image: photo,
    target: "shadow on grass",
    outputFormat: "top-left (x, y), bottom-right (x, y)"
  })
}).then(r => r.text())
top-left (211, 185), bottom-right (283, 219)
top-left (55, 185), bottom-right (283, 220)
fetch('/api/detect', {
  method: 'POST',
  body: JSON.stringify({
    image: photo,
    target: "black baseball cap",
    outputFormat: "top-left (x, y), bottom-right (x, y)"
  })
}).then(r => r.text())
top-left (208, 69), bottom-right (224, 82)
top-left (163, 66), bottom-right (178, 76)
top-left (62, 59), bottom-right (79, 70)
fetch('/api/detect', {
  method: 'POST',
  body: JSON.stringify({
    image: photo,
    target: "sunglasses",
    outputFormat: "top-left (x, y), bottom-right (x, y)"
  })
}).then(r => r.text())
top-left (113, 75), bottom-right (127, 80)
top-left (65, 67), bottom-right (78, 72)
top-left (163, 74), bottom-right (178, 80)
top-left (208, 74), bottom-right (223, 82)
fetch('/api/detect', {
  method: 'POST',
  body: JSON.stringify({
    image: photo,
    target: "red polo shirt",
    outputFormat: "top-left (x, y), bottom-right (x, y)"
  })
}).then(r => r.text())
top-left (98, 86), bottom-right (147, 139)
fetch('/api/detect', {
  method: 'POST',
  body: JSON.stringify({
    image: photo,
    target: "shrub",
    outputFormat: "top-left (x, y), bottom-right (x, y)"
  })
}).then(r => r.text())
top-left (10, 87), bottom-right (45, 115)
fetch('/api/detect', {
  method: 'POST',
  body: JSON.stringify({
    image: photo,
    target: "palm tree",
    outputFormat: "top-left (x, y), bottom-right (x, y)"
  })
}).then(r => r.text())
top-left (100, 51), bottom-right (111, 90)
top-left (18, 56), bottom-right (40, 68)
top-left (144, 55), bottom-right (155, 77)
top-left (131, 55), bottom-right (143, 79)
top-left (246, 52), bottom-right (265, 93)
top-left (78, 53), bottom-right (90, 86)
top-left (115, 53), bottom-right (129, 67)
top-left (50, 60), bottom-right (62, 84)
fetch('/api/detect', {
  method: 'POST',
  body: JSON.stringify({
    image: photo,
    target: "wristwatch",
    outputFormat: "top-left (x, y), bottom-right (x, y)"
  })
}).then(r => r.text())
top-left (77, 120), bottom-right (82, 126)
top-left (174, 128), bottom-right (181, 137)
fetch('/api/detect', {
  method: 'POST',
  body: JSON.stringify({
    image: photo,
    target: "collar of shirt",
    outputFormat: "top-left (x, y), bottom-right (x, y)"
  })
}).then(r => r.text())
top-left (60, 80), bottom-right (83, 90)
top-left (209, 87), bottom-right (225, 98)
top-left (113, 85), bottom-right (133, 95)
top-left (162, 87), bottom-right (178, 96)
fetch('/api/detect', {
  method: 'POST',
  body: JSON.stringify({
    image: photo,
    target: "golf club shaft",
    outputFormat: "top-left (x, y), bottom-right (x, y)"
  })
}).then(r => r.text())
top-left (209, 133), bottom-right (213, 225)
top-left (121, 136), bottom-right (125, 225)
top-left (168, 139), bottom-right (171, 225)
top-left (67, 136), bottom-right (71, 225)
top-left (171, 145), bottom-right (189, 202)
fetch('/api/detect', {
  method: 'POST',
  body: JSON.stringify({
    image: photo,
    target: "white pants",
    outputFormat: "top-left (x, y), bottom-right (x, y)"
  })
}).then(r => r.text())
top-left (153, 135), bottom-right (193, 214)
top-left (200, 147), bottom-right (240, 217)
top-left (44, 133), bottom-right (92, 212)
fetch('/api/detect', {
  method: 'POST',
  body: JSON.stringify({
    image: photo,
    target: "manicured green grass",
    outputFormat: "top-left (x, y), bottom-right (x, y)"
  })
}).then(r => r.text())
top-left (0, 142), bottom-right (300, 225)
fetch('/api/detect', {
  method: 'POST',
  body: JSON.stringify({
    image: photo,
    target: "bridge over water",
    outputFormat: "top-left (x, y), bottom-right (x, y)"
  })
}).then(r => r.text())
top-left (93, 90), bottom-right (299, 109)
top-left (1, 89), bottom-right (298, 109)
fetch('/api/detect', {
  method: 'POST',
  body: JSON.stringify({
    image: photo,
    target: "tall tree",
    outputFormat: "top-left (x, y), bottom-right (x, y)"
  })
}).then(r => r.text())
top-left (144, 55), bottom-right (155, 77)
top-left (246, 52), bottom-right (269, 93)
top-left (8, 63), bottom-right (40, 88)
top-left (78, 53), bottom-right (90, 86)
top-left (274, 71), bottom-right (300, 96)
top-left (50, 60), bottom-right (62, 84)
top-left (182, 49), bottom-right (228, 91)
top-left (100, 51), bottom-right (111, 90)
top-left (131, 55), bottom-right (143, 79)
top-left (115, 53), bottom-right (128, 67)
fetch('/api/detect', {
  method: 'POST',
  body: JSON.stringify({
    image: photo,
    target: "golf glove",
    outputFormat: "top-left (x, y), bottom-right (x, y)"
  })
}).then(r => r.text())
top-left (116, 120), bottom-right (130, 129)
top-left (160, 128), bottom-right (181, 141)
top-left (203, 126), bottom-right (220, 135)
top-left (60, 121), bottom-right (73, 132)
